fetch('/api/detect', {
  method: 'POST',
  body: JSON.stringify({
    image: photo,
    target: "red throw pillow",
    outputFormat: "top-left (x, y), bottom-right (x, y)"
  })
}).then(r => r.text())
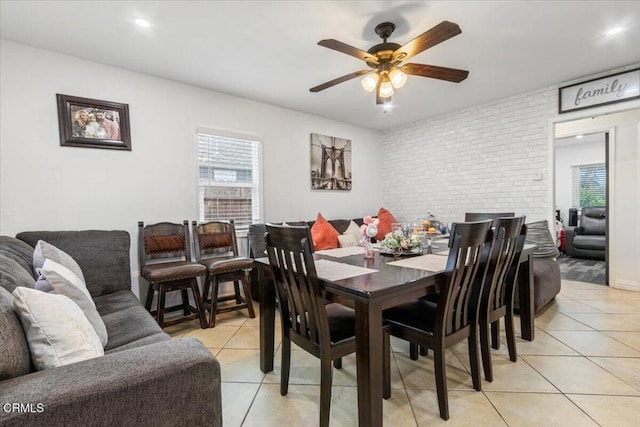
top-left (376, 207), bottom-right (398, 240)
top-left (311, 213), bottom-right (340, 250)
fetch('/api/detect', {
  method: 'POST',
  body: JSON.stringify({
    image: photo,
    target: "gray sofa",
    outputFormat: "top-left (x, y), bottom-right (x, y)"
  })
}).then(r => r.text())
top-left (0, 230), bottom-right (222, 426)
top-left (515, 220), bottom-right (562, 314)
top-left (464, 214), bottom-right (561, 314)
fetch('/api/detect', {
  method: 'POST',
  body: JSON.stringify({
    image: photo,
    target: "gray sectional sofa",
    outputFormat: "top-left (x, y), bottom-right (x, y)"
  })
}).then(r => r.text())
top-left (515, 220), bottom-right (562, 314)
top-left (0, 230), bottom-right (222, 426)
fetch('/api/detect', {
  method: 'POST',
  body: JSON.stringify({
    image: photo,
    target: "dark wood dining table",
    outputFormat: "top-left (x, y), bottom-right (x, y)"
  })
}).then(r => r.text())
top-left (255, 243), bottom-right (536, 426)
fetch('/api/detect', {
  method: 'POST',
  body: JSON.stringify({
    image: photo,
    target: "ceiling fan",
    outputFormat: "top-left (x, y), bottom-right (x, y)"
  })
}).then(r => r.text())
top-left (310, 21), bottom-right (469, 105)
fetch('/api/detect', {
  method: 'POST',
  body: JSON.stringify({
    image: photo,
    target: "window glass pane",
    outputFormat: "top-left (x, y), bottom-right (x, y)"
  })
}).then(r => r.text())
top-left (571, 163), bottom-right (606, 209)
top-left (198, 132), bottom-right (261, 230)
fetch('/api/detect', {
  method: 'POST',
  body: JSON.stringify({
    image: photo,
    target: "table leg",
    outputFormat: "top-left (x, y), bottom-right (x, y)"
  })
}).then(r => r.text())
top-left (355, 300), bottom-right (383, 427)
top-left (518, 254), bottom-right (535, 341)
top-left (259, 265), bottom-right (276, 372)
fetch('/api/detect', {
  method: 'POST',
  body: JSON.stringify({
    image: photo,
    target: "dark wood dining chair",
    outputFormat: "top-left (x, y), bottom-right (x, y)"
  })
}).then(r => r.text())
top-left (383, 220), bottom-right (494, 420)
top-left (464, 212), bottom-right (515, 224)
top-left (479, 216), bottom-right (527, 382)
top-left (138, 220), bottom-right (207, 328)
top-left (265, 224), bottom-right (390, 427)
top-left (192, 220), bottom-right (255, 328)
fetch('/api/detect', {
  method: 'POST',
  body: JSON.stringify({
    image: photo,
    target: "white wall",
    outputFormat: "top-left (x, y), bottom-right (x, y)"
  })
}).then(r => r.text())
top-left (554, 136), bottom-right (606, 223)
top-left (379, 88), bottom-right (556, 226)
top-left (379, 70), bottom-right (640, 290)
top-left (0, 40), bottom-right (382, 296)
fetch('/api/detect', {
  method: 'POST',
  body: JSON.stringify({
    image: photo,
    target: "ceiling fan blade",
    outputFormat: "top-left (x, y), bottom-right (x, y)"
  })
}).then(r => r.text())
top-left (309, 70), bottom-right (369, 93)
top-left (318, 39), bottom-right (378, 64)
top-left (401, 63), bottom-right (469, 82)
top-left (393, 21), bottom-right (461, 62)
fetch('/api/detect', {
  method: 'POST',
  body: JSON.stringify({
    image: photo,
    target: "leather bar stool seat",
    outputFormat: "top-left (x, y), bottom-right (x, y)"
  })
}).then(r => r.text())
top-left (141, 261), bottom-right (207, 283)
top-left (201, 257), bottom-right (254, 275)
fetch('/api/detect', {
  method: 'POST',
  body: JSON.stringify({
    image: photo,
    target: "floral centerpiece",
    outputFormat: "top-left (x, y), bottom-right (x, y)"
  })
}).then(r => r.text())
top-left (380, 229), bottom-right (422, 256)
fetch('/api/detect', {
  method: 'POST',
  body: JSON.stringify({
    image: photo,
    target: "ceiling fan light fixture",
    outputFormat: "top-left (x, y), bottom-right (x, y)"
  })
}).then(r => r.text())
top-left (379, 76), bottom-right (394, 98)
top-left (389, 68), bottom-right (407, 89)
top-left (310, 20), bottom-right (469, 106)
top-left (361, 72), bottom-right (379, 92)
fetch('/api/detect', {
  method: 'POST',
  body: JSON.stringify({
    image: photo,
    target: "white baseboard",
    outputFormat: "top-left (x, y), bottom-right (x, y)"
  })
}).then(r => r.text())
top-left (611, 279), bottom-right (640, 291)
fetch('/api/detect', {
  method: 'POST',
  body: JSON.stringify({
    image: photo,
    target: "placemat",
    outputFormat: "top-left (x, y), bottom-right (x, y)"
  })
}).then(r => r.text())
top-left (433, 248), bottom-right (449, 256)
top-left (387, 254), bottom-right (448, 272)
top-left (315, 246), bottom-right (365, 258)
top-left (314, 259), bottom-right (378, 281)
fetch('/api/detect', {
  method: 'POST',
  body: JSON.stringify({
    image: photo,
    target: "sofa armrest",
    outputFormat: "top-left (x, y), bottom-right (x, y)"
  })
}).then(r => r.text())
top-left (566, 226), bottom-right (583, 237)
top-left (0, 338), bottom-right (221, 427)
top-left (565, 226), bottom-right (582, 256)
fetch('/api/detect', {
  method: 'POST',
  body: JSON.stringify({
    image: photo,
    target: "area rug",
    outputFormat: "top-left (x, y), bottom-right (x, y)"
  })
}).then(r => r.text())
top-left (556, 254), bottom-right (606, 286)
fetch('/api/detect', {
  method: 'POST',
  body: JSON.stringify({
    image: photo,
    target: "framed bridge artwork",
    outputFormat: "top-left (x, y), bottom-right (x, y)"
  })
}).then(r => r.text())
top-left (310, 133), bottom-right (352, 191)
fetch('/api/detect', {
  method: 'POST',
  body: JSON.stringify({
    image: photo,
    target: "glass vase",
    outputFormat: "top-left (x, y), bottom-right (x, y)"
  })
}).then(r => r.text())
top-left (364, 239), bottom-right (375, 259)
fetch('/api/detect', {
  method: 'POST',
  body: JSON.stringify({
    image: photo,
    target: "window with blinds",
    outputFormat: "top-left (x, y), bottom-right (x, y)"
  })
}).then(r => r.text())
top-left (571, 163), bottom-right (606, 209)
top-left (197, 131), bottom-right (261, 231)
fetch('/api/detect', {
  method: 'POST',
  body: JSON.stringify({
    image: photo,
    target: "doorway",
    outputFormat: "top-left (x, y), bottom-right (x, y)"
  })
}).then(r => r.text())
top-left (551, 107), bottom-right (640, 292)
top-left (553, 132), bottom-right (608, 285)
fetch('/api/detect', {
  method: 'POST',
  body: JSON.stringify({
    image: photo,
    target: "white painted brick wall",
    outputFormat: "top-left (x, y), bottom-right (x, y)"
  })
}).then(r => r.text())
top-left (380, 86), bottom-right (557, 227)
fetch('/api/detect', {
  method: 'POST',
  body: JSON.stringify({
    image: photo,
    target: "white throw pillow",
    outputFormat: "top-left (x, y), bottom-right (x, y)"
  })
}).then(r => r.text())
top-left (33, 240), bottom-right (86, 286)
top-left (12, 287), bottom-right (104, 371)
top-left (338, 234), bottom-right (359, 248)
top-left (35, 259), bottom-right (108, 347)
top-left (343, 221), bottom-right (364, 245)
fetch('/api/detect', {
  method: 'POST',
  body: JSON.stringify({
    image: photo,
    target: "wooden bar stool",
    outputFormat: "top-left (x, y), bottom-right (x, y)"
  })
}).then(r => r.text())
top-left (192, 220), bottom-right (255, 327)
top-left (138, 220), bottom-right (207, 329)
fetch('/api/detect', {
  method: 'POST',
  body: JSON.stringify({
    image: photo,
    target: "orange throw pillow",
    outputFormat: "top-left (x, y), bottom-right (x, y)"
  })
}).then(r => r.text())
top-left (375, 207), bottom-right (397, 240)
top-left (311, 213), bottom-right (340, 250)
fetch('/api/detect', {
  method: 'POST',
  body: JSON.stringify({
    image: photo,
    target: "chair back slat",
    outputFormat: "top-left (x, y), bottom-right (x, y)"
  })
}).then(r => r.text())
top-left (439, 220), bottom-right (493, 336)
top-left (484, 217), bottom-right (527, 311)
top-left (266, 225), bottom-right (329, 347)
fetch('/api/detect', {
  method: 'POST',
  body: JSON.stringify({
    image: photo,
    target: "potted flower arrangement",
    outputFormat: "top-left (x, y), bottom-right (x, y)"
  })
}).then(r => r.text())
top-left (380, 229), bottom-right (422, 256)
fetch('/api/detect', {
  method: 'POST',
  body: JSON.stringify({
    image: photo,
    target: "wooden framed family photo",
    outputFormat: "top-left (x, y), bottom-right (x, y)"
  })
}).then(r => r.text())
top-left (56, 94), bottom-right (131, 150)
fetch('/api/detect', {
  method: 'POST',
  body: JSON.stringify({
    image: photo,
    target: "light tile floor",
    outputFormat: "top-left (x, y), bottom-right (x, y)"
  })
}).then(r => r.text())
top-left (166, 279), bottom-right (640, 426)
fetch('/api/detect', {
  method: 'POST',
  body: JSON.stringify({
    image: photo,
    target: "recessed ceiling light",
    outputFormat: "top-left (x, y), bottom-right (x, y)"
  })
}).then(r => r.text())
top-left (576, 135), bottom-right (584, 139)
top-left (605, 26), bottom-right (624, 36)
top-left (135, 18), bottom-right (150, 28)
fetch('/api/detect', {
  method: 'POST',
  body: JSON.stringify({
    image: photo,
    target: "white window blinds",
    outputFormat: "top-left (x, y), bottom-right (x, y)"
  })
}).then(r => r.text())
top-left (197, 131), bottom-right (261, 230)
top-left (571, 163), bottom-right (606, 209)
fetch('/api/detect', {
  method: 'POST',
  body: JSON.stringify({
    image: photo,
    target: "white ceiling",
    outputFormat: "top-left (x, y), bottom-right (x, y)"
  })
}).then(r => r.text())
top-left (1, 1), bottom-right (639, 130)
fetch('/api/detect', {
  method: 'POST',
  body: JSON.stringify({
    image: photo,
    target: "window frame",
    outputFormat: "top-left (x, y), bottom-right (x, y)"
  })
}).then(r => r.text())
top-left (196, 127), bottom-right (263, 234)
